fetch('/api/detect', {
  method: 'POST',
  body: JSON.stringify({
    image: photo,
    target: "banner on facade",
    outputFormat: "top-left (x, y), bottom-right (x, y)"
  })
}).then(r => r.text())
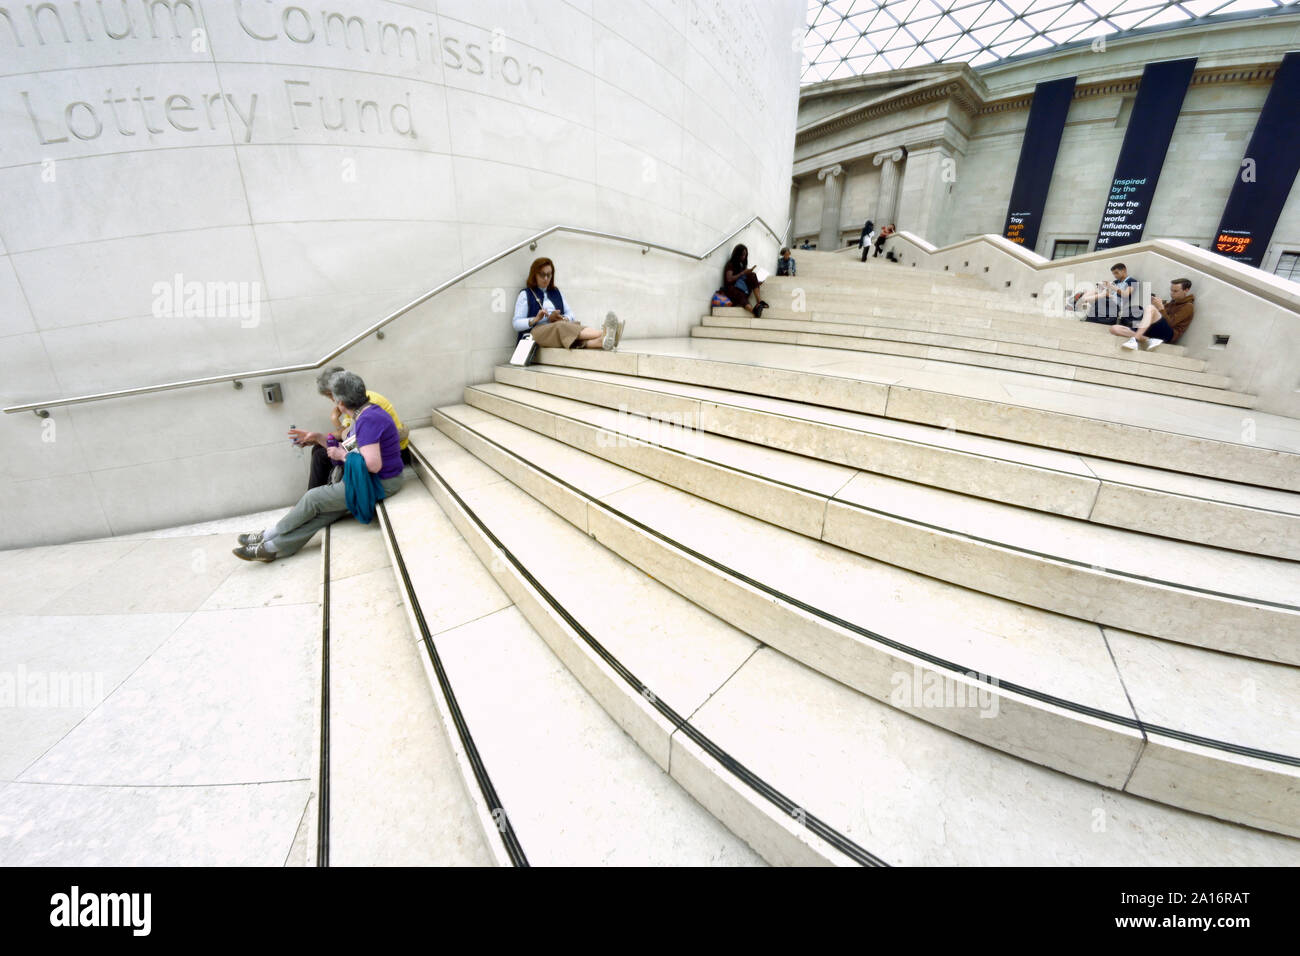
top-left (1002, 76), bottom-right (1076, 252)
top-left (1095, 58), bottom-right (1197, 251)
top-left (1212, 51), bottom-right (1300, 268)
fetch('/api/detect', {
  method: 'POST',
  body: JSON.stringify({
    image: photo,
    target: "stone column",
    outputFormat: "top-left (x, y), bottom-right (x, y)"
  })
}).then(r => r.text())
top-left (873, 148), bottom-right (905, 228)
top-left (895, 143), bottom-right (955, 244)
top-left (816, 164), bottom-right (844, 250)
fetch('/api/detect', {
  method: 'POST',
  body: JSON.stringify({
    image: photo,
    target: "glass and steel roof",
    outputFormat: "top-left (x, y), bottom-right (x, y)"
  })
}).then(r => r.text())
top-left (803, 0), bottom-right (1299, 81)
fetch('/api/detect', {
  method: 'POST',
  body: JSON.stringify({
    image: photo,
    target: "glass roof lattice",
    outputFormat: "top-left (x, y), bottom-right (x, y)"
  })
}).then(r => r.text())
top-left (802, 0), bottom-right (1299, 81)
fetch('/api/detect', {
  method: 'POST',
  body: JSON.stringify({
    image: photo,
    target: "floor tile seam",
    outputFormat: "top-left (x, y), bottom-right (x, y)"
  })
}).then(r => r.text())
top-left (283, 794), bottom-right (315, 867)
top-left (9, 605), bottom-right (202, 781)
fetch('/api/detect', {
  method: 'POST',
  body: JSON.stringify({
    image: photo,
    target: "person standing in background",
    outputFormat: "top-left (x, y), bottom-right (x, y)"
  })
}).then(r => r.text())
top-left (859, 219), bottom-right (875, 262)
top-left (873, 223), bottom-right (896, 258)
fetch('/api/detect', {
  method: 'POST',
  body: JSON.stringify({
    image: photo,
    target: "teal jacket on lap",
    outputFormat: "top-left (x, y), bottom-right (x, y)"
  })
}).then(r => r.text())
top-left (344, 451), bottom-right (388, 524)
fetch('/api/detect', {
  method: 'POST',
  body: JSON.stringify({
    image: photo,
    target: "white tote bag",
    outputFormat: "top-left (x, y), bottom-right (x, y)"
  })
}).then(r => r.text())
top-left (510, 333), bottom-right (537, 366)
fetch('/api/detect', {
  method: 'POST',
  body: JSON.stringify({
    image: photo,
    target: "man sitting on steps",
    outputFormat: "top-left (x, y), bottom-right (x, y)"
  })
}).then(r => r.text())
top-left (1110, 278), bottom-right (1195, 351)
top-left (1069, 262), bottom-right (1144, 326)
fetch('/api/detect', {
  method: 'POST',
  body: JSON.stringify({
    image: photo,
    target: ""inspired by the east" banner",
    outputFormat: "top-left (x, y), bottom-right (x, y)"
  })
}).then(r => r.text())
top-left (1095, 58), bottom-right (1197, 250)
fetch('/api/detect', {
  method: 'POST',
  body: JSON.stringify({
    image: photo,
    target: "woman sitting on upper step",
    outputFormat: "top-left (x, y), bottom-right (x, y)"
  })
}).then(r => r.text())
top-left (512, 257), bottom-right (622, 350)
top-left (719, 244), bottom-right (769, 318)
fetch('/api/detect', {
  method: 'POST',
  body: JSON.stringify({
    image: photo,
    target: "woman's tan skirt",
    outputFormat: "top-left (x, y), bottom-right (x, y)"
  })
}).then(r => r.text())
top-left (530, 319), bottom-right (584, 349)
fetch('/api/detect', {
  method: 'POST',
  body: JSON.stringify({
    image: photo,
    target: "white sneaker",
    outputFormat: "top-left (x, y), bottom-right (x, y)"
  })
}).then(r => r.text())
top-left (1145, 338), bottom-right (1164, 351)
top-left (614, 317), bottom-right (626, 348)
top-left (601, 311), bottom-right (618, 350)
top-left (1121, 337), bottom-right (1139, 350)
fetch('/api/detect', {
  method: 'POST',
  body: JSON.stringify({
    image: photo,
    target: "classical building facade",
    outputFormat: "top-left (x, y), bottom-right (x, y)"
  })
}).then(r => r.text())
top-left (791, 12), bottom-right (1300, 277)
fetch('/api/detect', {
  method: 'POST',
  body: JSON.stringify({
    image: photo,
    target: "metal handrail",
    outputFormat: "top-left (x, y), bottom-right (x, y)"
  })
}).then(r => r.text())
top-left (5, 215), bottom-right (783, 415)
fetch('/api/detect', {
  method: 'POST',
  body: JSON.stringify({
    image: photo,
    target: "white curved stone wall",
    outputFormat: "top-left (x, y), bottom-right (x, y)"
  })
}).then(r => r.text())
top-left (0, 0), bottom-right (803, 547)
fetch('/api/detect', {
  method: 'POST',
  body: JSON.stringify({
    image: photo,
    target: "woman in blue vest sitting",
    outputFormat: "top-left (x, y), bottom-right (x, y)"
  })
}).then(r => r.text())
top-left (513, 257), bottom-right (622, 350)
top-left (232, 370), bottom-right (404, 562)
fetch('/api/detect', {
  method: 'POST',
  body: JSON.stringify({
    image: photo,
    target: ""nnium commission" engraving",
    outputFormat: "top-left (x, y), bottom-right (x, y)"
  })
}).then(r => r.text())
top-left (7, 0), bottom-right (548, 146)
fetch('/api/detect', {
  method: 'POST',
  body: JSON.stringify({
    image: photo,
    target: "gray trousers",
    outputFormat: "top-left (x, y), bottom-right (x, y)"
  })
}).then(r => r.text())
top-left (267, 473), bottom-right (404, 557)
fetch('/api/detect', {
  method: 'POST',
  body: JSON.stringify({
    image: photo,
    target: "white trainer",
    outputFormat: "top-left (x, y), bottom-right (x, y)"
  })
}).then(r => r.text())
top-left (601, 311), bottom-right (618, 350)
top-left (1121, 337), bottom-right (1139, 350)
top-left (1145, 338), bottom-right (1164, 350)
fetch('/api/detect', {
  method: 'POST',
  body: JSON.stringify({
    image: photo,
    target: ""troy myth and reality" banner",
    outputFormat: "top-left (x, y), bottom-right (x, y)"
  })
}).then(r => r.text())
top-left (1002, 76), bottom-right (1076, 253)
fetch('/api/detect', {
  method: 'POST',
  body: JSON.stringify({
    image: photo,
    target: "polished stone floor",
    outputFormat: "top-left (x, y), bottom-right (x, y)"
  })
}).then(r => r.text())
top-left (0, 507), bottom-right (321, 866)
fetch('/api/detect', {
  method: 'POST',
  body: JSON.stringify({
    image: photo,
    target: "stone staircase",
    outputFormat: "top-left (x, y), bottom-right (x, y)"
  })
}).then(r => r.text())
top-left (369, 258), bottom-right (1300, 864)
top-left (372, 456), bottom-right (764, 865)
top-left (700, 251), bottom-right (1252, 407)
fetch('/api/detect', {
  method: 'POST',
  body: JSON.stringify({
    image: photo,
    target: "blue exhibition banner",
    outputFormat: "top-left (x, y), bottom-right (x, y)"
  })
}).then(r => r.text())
top-left (1002, 76), bottom-right (1076, 252)
top-left (1095, 58), bottom-right (1197, 250)
top-left (1212, 51), bottom-right (1300, 267)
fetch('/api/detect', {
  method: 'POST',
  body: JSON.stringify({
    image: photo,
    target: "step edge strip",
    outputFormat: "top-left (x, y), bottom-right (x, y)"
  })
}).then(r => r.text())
top-left (423, 414), bottom-right (1300, 772)
top-left (410, 441), bottom-right (887, 867)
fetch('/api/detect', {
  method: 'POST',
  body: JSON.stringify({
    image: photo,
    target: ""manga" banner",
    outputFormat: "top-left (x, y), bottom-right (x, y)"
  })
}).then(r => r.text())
top-left (1212, 51), bottom-right (1300, 267)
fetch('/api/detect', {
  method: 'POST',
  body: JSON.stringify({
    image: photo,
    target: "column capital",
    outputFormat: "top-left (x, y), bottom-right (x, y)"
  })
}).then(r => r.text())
top-left (816, 163), bottom-right (844, 182)
top-left (872, 148), bottom-right (905, 167)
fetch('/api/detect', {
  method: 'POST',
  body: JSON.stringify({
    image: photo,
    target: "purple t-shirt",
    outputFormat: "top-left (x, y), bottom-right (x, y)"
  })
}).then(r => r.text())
top-left (352, 404), bottom-right (403, 479)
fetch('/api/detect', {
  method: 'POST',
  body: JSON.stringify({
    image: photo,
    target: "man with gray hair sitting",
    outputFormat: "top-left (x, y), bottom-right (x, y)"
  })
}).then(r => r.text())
top-left (234, 371), bottom-right (405, 562)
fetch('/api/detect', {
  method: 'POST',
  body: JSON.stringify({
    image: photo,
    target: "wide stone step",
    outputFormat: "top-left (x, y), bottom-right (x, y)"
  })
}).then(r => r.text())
top-left (793, 269), bottom-right (994, 292)
top-left (322, 518), bottom-right (493, 866)
top-left (466, 379), bottom-right (1300, 665)
top-left (490, 364), bottom-right (1300, 560)
top-left (690, 326), bottom-right (1253, 407)
top-left (406, 429), bottom-right (852, 865)
top-left (703, 315), bottom-right (1220, 385)
top-left (423, 412), bottom-right (1300, 840)
top-left (710, 306), bottom-right (1198, 365)
top-left (375, 476), bottom-right (761, 866)
top-left (760, 276), bottom-right (1039, 310)
top-left (538, 344), bottom-right (1300, 491)
top-left (794, 257), bottom-right (990, 284)
top-left (758, 289), bottom-right (1044, 320)
top-left (719, 303), bottom-right (1195, 358)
